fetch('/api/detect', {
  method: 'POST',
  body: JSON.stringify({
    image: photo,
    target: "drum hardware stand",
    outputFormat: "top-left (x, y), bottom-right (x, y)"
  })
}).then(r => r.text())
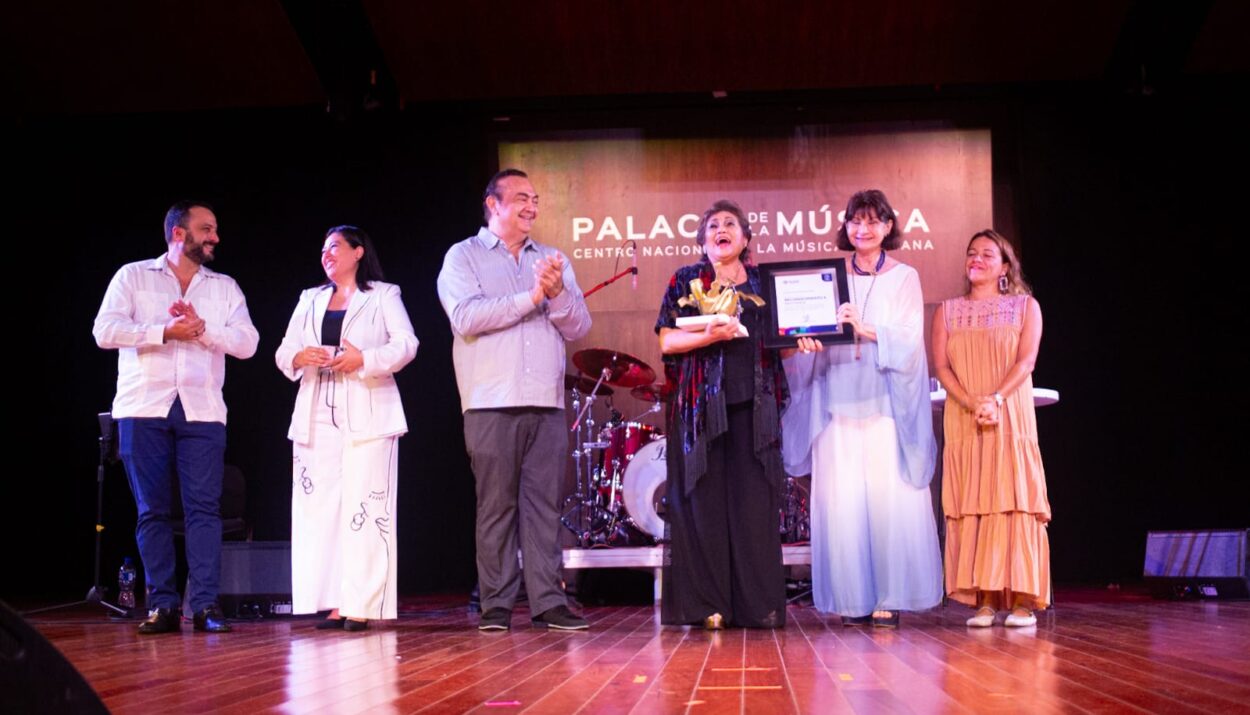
top-left (562, 369), bottom-right (615, 546)
top-left (568, 367), bottom-right (611, 433)
top-left (779, 476), bottom-right (811, 544)
top-left (780, 476), bottom-right (813, 604)
top-left (786, 579), bottom-right (814, 605)
top-left (628, 401), bottom-right (663, 423)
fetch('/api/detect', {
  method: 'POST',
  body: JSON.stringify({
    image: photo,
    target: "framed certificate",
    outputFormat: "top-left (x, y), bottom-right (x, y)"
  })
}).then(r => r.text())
top-left (758, 258), bottom-right (853, 349)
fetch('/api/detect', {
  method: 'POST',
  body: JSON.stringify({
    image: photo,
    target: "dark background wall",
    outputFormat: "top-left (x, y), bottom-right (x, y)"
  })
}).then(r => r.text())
top-left (6, 1), bottom-right (1247, 603)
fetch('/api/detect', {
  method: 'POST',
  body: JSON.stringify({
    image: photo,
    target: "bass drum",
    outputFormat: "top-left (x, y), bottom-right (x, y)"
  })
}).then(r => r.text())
top-left (621, 438), bottom-right (668, 540)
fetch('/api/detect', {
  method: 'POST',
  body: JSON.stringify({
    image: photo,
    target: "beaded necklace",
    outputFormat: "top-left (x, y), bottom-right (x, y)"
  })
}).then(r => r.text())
top-left (849, 251), bottom-right (885, 360)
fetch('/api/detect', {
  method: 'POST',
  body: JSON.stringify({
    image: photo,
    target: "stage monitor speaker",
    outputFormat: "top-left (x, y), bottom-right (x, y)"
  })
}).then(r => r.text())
top-left (0, 601), bottom-right (109, 714)
top-left (219, 541), bottom-right (294, 618)
top-left (1143, 529), bottom-right (1250, 600)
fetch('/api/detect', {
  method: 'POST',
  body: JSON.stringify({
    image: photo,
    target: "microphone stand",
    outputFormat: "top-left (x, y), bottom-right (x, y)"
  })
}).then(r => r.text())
top-left (583, 238), bottom-right (640, 299)
top-left (24, 414), bottom-right (129, 617)
top-left (583, 266), bottom-right (636, 299)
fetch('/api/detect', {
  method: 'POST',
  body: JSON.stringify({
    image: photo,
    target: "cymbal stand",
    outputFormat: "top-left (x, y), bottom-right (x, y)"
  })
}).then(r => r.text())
top-left (627, 401), bottom-right (663, 424)
top-left (561, 386), bottom-right (594, 545)
top-left (568, 367), bottom-right (610, 431)
top-left (561, 368), bottom-right (613, 546)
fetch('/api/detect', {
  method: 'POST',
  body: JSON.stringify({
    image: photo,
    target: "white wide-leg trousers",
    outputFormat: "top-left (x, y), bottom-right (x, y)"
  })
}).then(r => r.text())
top-left (291, 384), bottom-right (399, 619)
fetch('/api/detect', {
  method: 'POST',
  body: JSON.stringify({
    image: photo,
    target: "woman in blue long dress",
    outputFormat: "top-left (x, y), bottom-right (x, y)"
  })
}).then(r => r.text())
top-left (783, 190), bottom-right (942, 627)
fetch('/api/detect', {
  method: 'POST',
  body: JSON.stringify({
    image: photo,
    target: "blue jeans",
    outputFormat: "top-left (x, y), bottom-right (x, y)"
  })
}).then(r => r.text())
top-left (118, 397), bottom-right (226, 612)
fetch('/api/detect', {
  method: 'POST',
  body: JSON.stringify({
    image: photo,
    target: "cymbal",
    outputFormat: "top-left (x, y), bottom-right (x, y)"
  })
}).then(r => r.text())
top-left (573, 348), bottom-right (656, 389)
top-left (630, 383), bottom-right (674, 403)
top-left (564, 374), bottom-right (613, 396)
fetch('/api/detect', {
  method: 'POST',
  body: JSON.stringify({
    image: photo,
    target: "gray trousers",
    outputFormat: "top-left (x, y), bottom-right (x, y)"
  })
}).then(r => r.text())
top-left (463, 408), bottom-right (567, 615)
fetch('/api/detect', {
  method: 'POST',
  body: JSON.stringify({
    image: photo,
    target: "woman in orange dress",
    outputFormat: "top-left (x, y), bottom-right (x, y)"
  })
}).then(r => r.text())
top-left (932, 229), bottom-right (1050, 628)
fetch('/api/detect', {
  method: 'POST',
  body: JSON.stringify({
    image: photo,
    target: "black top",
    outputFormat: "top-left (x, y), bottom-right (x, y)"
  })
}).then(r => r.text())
top-left (321, 309), bottom-right (346, 347)
top-left (721, 297), bottom-right (762, 405)
top-left (654, 261), bottom-right (788, 496)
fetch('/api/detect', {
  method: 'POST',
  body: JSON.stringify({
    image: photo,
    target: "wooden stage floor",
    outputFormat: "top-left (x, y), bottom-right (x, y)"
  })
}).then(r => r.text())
top-left (26, 589), bottom-right (1250, 714)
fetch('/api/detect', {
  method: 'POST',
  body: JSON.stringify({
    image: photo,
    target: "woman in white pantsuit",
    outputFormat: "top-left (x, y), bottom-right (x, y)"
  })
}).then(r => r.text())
top-left (276, 225), bottom-right (418, 631)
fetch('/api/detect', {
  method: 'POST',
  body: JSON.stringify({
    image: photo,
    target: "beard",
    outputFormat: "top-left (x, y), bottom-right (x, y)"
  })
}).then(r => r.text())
top-left (183, 236), bottom-right (215, 264)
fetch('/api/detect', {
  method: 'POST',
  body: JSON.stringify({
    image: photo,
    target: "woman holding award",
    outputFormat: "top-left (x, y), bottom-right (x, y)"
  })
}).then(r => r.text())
top-left (655, 199), bottom-right (789, 629)
top-left (933, 229), bottom-right (1050, 628)
top-left (782, 189), bottom-right (942, 628)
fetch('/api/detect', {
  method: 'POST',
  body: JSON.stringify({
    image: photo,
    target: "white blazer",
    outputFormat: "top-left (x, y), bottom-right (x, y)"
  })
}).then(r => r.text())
top-left (275, 282), bottom-right (418, 444)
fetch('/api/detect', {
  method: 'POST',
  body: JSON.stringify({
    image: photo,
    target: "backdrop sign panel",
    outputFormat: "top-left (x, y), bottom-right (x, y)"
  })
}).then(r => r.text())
top-left (499, 127), bottom-right (992, 415)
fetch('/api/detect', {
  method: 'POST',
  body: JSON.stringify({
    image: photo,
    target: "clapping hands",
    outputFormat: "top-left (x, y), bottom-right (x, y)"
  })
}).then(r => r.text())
top-left (530, 254), bottom-right (566, 304)
top-left (164, 300), bottom-right (206, 342)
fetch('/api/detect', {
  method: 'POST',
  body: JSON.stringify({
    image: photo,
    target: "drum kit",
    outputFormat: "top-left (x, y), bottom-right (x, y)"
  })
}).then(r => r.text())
top-left (560, 347), bottom-right (811, 549)
top-left (561, 348), bottom-right (671, 547)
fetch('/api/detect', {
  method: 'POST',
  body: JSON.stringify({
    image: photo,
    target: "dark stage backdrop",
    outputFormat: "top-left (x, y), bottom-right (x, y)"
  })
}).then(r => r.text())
top-left (14, 107), bottom-right (495, 600)
top-left (7, 83), bottom-right (1246, 603)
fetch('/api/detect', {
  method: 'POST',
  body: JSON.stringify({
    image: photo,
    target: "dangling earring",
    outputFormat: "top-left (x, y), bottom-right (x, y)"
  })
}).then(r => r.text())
top-left (998, 274), bottom-right (1009, 294)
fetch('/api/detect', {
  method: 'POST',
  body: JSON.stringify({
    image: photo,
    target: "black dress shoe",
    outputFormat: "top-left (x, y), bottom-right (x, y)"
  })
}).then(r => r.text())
top-left (342, 619), bottom-right (369, 632)
top-left (478, 607), bottom-right (511, 632)
top-left (137, 607), bottom-right (180, 635)
top-left (531, 605), bottom-right (588, 631)
top-left (315, 617), bottom-right (345, 630)
top-left (841, 614), bottom-right (872, 627)
top-left (193, 604), bottom-right (233, 633)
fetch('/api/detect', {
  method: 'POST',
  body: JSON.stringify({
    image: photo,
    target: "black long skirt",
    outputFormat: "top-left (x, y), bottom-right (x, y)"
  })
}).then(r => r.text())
top-left (661, 401), bottom-right (786, 627)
